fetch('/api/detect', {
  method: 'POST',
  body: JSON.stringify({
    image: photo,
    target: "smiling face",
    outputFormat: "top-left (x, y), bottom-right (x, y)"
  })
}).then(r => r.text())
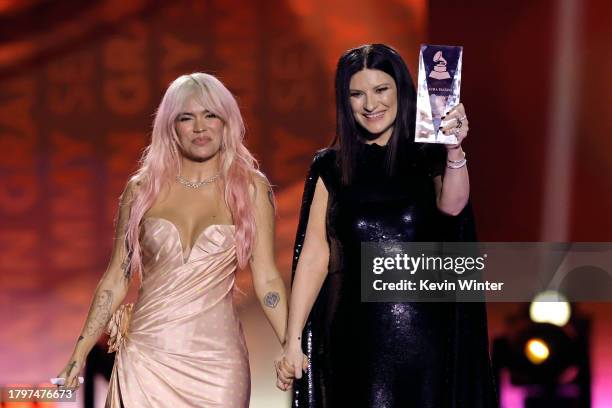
top-left (349, 68), bottom-right (398, 144)
top-left (174, 95), bottom-right (224, 162)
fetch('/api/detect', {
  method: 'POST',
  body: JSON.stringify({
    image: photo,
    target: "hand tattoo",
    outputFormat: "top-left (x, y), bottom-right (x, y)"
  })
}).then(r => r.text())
top-left (83, 289), bottom-right (113, 337)
top-left (263, 291), bottom-right (280, 308)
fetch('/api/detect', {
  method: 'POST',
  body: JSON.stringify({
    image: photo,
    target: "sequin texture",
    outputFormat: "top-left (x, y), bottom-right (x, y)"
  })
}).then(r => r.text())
top-left (290, 145), bottom-right (498, 407)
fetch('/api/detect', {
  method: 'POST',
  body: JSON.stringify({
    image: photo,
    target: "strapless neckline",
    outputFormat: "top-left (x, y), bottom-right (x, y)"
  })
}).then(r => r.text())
top-left (143, 217), bottom-right (235, 264)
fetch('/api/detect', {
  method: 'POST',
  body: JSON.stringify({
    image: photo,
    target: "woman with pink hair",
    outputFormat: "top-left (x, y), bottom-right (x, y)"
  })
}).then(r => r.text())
top-left (56, 73), bottom-right (288, 407)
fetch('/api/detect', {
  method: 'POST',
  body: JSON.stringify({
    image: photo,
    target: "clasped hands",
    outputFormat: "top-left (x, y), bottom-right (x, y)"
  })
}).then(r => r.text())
top-left (274, 341), bottom-right (308, 391)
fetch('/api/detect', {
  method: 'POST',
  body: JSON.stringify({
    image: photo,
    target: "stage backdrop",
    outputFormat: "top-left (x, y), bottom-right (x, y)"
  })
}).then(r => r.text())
top-left (2, 1), bottom-right (612, 407)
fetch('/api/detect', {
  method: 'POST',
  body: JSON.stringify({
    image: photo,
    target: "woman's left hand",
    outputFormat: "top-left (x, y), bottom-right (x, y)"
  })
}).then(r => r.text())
top-left (440, 103), bottom-right (469, 149)
top-left (274, 352), bottom-right (295, 391)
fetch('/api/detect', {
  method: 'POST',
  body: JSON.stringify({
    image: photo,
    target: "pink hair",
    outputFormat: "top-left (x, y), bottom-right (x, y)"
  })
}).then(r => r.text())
top-left (124, 73), bottom-right (263, 280)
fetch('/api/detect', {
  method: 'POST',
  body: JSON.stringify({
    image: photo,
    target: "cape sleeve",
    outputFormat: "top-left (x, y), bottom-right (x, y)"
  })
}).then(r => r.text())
top-left (290, 148), bottom-right (336, 274)
top-left (416, 142), bottom-right (498, 406)
top-left (290, 149), bottom-right (336, 408)
top-left (440, 203), bottom-right (499, 407)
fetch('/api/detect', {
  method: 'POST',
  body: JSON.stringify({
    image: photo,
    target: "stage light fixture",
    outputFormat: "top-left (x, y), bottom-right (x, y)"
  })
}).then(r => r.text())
top-left (525, 338), bottom-right (550, 365)
top-left (529, 290), bottom-right (571, 327)
top-left (493, 304), bottom-right (591, 407)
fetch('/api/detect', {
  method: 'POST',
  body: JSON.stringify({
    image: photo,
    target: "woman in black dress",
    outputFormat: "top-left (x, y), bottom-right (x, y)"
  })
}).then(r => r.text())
top-left (276, 44), bottom-right (497, 407)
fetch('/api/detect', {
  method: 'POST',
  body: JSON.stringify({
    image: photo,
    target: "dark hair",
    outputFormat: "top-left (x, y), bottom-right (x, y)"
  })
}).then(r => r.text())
top-left (332, 43), bottom-right (418, 184)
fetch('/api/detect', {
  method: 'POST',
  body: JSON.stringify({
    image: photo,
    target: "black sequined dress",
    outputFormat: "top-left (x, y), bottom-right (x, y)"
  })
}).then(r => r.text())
top-left (291, 143), bottom-right (498, 408)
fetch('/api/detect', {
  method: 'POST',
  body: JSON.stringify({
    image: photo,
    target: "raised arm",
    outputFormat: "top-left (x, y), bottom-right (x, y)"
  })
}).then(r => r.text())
top-left (433, 150), bottom-right (469, 216)
top-left (434, 103), bottom-right (470, 216)
top-left (56, 180), bottom-right (136, 387)
top-left (283, 177), bottom-right (330, 380)
top-left (249, 175), bottom-right (289, 345)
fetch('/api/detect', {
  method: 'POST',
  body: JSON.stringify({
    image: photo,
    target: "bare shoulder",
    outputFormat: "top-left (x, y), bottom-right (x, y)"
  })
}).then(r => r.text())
top-left (121, 175), bottom-right (143, 204)
top-left (249, 170), bottom-right (272, 195)
top-left (253, 170), bottom-right (271, 187)
top-left (249, 170), bottom-right (275, 211)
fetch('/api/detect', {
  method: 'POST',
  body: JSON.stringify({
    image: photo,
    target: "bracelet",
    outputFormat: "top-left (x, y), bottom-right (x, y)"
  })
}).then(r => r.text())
top-left (447, 150), bottom-right (466, 163)
top-left (446, 159), bottom-right (467, 169)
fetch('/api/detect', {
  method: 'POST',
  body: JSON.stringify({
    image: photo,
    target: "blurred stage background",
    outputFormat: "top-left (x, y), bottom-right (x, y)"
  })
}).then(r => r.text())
top-left (1, 0), bottom-right (611, 407)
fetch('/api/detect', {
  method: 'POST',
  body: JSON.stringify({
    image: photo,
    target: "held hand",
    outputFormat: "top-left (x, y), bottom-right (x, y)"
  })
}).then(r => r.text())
top-left (275, 341), bottom-right (309, 391)
top-left (274, 354), bottom-right (293, 391)
top-left (56, 358), bottom-right (83, 389)
top-left (439, 103), bottom-right (469, 149)
top-left (285, 340), bottom-right (309, 380)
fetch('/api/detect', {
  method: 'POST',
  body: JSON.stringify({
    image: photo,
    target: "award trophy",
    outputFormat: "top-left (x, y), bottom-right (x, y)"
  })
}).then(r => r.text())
top-left (415, 44), bottom-right (463, 144)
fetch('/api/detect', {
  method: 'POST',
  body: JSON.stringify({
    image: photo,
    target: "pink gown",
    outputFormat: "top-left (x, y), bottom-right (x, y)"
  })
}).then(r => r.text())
top-left (105, 218), bottom-right (250, 407)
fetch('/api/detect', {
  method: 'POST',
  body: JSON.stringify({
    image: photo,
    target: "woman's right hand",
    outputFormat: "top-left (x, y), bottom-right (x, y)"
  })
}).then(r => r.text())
top-left (55, 357), bottom-right (84, 389)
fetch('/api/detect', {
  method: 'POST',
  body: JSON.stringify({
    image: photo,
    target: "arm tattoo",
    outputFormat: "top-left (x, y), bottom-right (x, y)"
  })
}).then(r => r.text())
top-left (83, 289), bottom-right (113, 338)
top-left (121, 247), bottom-right (132, 279)
top-left (267, 188), bottom-right (276, 210)
top-left (66, 361), bottom-right (77, 377)
top-left (263, 291), bottom-right (280, 308)
top-left (76, 336), bottom-right (84, 343)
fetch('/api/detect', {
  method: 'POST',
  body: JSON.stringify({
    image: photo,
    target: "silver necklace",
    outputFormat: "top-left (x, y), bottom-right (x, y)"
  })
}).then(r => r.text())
top-left (175, 173), bottom-right (220, 189)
